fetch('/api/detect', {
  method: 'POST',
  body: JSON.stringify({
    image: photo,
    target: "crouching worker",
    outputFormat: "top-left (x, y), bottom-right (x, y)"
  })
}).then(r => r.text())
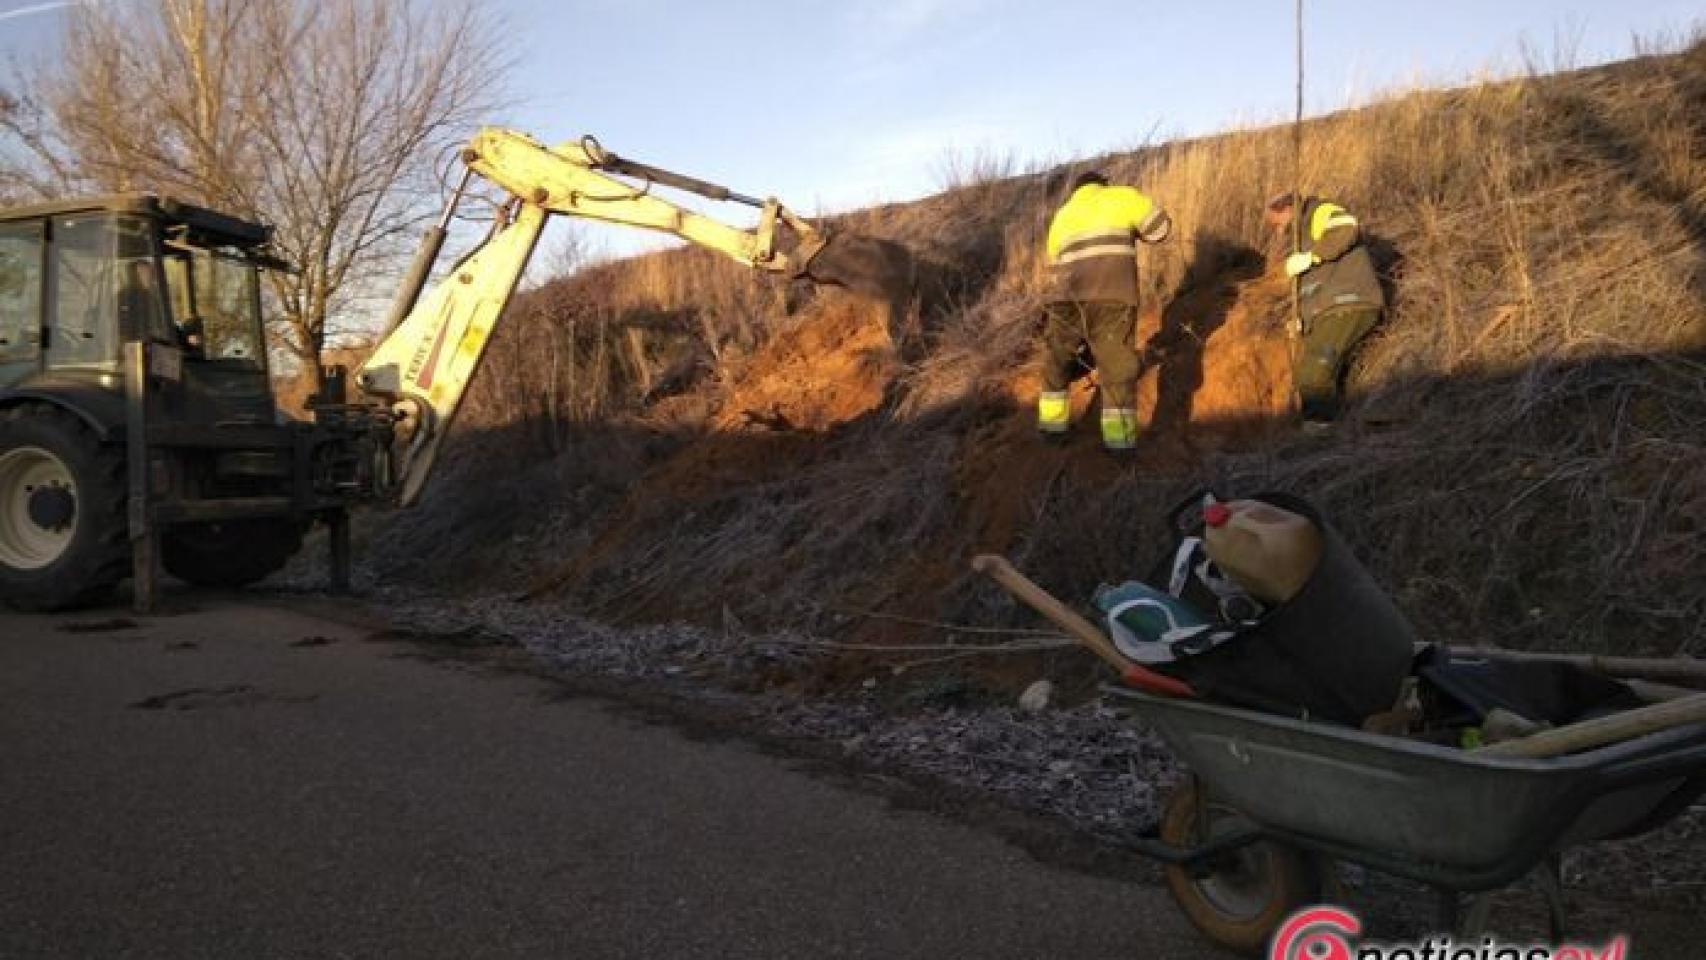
top-left (1266, 192), bottom-right (1385, 424)
top-left (1037, 171), bottom-right (1172, 451)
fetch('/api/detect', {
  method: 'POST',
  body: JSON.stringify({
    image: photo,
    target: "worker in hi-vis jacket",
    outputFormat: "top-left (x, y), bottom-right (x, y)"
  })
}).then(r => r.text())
top-left (1037, 170), bottom-right (1172, 451)
top-left (1266, 192), bottom-right (1386, 425)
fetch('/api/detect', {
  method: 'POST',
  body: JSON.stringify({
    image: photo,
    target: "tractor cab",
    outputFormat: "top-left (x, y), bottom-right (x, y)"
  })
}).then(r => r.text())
top-left (0, 194), bottom-right (388, 611)
top-left (0, 194), bottom-right (277, 425)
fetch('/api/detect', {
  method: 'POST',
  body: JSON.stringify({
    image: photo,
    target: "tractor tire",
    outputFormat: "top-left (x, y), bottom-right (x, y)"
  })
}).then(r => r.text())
top-left (162, 517), bottom-right (305, 589)
top-left (1159, 778), bottom-right (1324, 956)
top-left (0, 405), bottom-right (129, 611)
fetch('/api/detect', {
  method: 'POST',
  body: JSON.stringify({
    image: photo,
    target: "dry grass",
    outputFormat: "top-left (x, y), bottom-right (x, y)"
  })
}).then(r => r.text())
top-left (380, 41), bottom-right (1706, 669)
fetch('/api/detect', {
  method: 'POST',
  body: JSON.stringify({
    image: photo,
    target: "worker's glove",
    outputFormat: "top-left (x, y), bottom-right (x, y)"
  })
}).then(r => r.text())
top-left (1284, 251), bottom-right (1318, 278)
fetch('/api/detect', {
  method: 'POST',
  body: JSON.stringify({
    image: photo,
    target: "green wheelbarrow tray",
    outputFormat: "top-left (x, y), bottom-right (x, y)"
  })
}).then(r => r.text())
top-left (1108, 685), bottom-right (1706, 893)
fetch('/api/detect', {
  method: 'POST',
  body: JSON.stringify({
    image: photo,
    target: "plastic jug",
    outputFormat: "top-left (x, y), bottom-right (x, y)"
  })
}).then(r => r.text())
top-left (1200, 498), bottom-right (1323, 604)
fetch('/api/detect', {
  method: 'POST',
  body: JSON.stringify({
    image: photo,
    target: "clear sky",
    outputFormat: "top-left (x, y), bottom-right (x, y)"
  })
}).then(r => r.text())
top-left (3, 0), bottom-right (1700, 262)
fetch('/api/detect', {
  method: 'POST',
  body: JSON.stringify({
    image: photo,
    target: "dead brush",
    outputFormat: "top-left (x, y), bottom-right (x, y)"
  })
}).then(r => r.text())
top-left (893, 287), bottom-right (1041, 422)
top-left (565, 428), bottom-right (963, 632)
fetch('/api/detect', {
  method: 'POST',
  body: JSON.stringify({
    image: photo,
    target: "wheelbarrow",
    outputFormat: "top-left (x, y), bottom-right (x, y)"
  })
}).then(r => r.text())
top-left (1109, 685), bottom-right (1706, 952)
top-left (972, 554), bottom-right (1706, 953)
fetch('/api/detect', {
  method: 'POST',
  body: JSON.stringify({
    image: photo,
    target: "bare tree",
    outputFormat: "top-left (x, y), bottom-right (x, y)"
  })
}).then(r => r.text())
top-left (1, 0), bottom-right (506, 392)
top-left (0, 75), bottom-right (82, 203)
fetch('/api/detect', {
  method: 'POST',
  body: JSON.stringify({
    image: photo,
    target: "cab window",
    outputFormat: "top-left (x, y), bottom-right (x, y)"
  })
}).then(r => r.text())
top-left (0, 220), bottom-right (43, 359)
top-left (162, 247), bottom-right (265, 369)
top-left (46, 214), bottom-right (117, 367)
top-left (115, 216), bottom-right (171, 343)
top-left (193, 251), bottom-right (263, 366)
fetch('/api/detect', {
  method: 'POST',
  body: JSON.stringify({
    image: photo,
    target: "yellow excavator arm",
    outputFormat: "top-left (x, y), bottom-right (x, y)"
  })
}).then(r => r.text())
top-left (469, 129), bottom-right (828, 272)
top-left (357, 127), bottom-right (871, 507)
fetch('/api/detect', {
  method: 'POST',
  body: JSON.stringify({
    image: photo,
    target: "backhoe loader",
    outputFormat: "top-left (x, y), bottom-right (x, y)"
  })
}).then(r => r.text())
top-left (0, 127), bottom-right (911, 612)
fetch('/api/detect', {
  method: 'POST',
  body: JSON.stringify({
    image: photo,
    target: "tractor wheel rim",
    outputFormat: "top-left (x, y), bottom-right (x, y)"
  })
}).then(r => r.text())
top-left (0, 446), bottom-right (78, 570)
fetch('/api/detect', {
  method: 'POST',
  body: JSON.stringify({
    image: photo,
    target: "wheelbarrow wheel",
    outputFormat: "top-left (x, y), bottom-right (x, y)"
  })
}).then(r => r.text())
top-left (1159, 779), bottom-right (1323, 955)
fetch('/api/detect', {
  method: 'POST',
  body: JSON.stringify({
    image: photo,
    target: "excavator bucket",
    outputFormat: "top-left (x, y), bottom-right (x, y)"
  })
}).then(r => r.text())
top-left (793, 231), bottom-right (916, 307)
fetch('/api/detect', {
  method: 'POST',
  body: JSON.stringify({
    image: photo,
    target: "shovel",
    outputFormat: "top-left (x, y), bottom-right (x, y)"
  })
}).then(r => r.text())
top-left (971, 554), bottom-right (1195, 698)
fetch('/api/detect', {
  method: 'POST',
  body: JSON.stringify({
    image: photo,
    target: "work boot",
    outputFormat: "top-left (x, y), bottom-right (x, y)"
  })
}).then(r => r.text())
top-left (1037, 390), bottom-right (1071, 440)
top-left (1099, 406), bottom-right (1138, 451)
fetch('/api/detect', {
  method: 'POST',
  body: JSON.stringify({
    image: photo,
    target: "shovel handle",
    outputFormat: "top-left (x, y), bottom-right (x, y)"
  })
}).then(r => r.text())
top-left (971, 554), bottom-right (1194, 698)
top-left (1477, 692), bottom-right (1706, 759)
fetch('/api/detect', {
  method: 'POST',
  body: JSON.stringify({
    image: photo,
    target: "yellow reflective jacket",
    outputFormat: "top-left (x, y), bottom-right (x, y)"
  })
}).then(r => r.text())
top-left (1295, 197), bottom-right (1385, 319)
top-left (1046, 184), bottom-right (1170, 304)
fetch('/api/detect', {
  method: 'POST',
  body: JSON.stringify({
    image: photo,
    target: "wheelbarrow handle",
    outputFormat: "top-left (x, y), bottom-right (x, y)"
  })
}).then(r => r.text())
top-left (971, 554), bottom-right (1195, 699)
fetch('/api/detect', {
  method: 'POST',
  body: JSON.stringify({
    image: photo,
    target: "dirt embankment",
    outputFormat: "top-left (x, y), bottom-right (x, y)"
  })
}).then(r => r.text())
top-left (524, 258), bottom-right (1297, 646)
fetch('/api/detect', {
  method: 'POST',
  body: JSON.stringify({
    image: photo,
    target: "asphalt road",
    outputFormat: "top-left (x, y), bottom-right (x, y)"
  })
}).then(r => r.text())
top-left (0, 599), bottom-right (1218, 960)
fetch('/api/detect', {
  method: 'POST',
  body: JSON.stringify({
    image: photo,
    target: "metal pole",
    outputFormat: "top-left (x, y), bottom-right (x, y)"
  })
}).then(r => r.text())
top-left (1290, 0), bottom-right (1306, 343)
top-left (124, 342), bottom-right (157, 613)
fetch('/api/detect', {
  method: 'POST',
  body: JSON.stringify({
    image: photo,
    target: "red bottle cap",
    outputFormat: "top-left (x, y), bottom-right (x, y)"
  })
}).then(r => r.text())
top-left (1203, 502), bottom-right (1231, 527)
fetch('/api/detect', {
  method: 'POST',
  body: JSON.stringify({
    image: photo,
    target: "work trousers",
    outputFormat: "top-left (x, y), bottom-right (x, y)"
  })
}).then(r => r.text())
top-left (1035, 301), bottom-right (1140, 448)
top-left (1037, 302), bottom-right (1139, 405)
top-left (1295, 305), bottom-right (1381, 422)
